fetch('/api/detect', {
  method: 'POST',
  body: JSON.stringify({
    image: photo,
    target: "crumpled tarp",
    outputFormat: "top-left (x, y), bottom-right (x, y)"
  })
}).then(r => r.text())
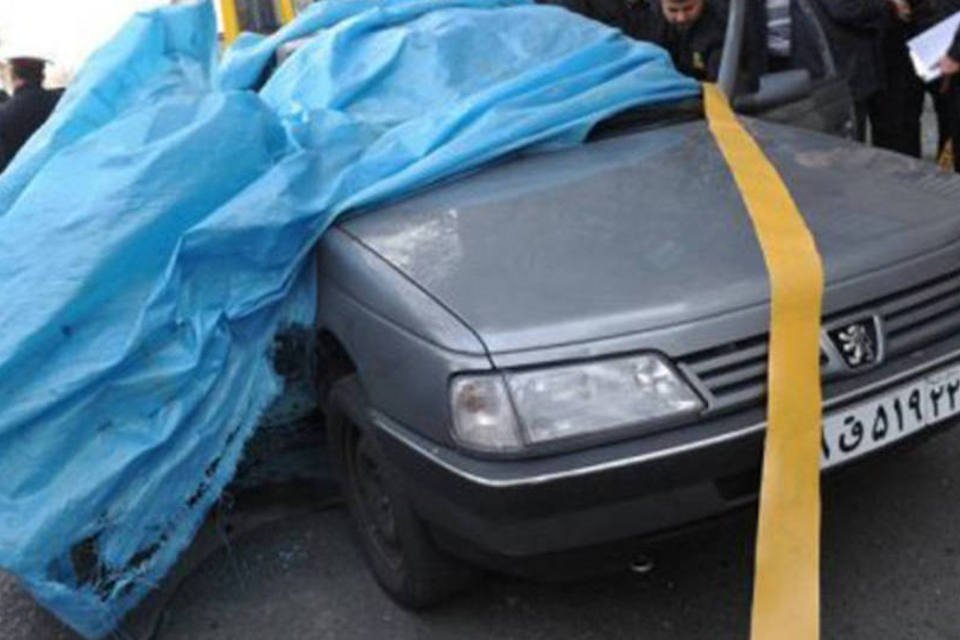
top-left (0, 0), bottom-right (698, 636)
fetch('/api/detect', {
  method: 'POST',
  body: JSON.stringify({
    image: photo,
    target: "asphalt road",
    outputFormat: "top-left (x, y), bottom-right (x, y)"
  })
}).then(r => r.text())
top-left (3, 421), bottom-right (960, 640)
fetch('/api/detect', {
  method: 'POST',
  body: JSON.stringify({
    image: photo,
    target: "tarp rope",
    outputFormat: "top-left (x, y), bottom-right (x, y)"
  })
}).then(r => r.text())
top-left (703, 84), bottom-right (825, 640)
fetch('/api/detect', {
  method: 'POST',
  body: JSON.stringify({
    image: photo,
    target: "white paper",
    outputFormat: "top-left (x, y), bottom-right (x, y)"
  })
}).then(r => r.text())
top-left (908, 10), bottom-right (960, 82)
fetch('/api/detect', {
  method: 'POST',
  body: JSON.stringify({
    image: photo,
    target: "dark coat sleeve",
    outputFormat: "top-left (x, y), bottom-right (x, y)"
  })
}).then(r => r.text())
top-left (818, 0), bottom-right (889, 29)
top-left (0, 122), bottom-right (14, 173)
top-left (0, 89), bottom-right (61, 173)
top-left (951, 27), bottom-right (960, 60)
top-left (907, 0), bottom-right (937, 30)
top-left (0, 104), bottom-right (17, 173)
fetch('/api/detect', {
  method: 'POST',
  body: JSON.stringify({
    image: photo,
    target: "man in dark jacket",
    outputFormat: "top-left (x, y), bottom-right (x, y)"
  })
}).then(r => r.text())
top-left (643, 0), bottom-right (731, 80)
top-left (543, 0), bottom-right (730, 82)
top-left (0, 57), bottom-right (62, 173)
top-left (789, 0), bottom-right (889, 140)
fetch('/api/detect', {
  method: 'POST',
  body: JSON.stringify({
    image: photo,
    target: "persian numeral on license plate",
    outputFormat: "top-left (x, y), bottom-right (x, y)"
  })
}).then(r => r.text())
top-left (821, 367), bottom-right (960, 468)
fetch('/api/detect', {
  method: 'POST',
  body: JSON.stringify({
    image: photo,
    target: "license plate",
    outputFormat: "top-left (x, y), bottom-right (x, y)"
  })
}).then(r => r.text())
top-left (821, 364), bottom-right (960, 468)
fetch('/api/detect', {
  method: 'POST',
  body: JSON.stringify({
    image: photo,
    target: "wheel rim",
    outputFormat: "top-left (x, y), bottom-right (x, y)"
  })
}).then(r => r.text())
top-left (351, 434), bottom-right (404, 570)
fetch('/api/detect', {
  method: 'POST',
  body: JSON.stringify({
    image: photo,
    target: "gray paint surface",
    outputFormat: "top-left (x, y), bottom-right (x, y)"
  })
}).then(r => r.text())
top-left (341, 119), bottom-right (960, 355)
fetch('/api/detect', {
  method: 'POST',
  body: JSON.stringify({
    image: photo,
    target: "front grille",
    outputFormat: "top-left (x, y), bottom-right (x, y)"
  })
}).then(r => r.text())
top-left (679, 267), bottom-right (960, 414)
top-left (883, 270), bottom-right (960, 355)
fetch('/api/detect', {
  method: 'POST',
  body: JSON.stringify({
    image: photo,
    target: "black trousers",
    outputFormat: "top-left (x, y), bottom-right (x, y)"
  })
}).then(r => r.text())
top-left (870, 80), bottom-right (957, 160)
top-left (945, 83), bottom-right (960, 172)
top-left (868, 26), bottom-right (959, 170)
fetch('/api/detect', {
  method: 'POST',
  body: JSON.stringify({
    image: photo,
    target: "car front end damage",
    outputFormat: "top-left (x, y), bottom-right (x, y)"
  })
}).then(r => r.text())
top-left (310, 115), bottom-right (960, 600)
top-left (323, 235), bottom-right (960, 571)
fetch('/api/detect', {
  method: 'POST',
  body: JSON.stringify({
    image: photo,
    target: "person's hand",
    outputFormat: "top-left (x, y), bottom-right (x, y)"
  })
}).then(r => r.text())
top-left (940, 55), bottom-right (960, 76)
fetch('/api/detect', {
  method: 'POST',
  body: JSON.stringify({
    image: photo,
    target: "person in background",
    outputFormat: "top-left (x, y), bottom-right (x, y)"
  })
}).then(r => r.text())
top-left (940, 14), bottom-right (960, 76)
top-left (541, 0), bottom-right (731, 82)
top-left (765, 0), bottom-right (792, 68)
top-left (869, 0), bottom-right (937, 156)
top-left (642, 0), bottom-right (730, 81)
top-left (792, 0), bottom-right (889, 141)
top-left (938, 18), bottom-right (960, 170)
top-left (750, 0), bottom-right (887, 138)
top-left (0, 57), bottom-right (62, 173)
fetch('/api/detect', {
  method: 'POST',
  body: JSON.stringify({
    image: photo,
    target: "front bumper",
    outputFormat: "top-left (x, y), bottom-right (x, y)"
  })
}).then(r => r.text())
top-left (358, 346), bottom-right (960, 564)
top-left (373, 408), bottom-right (765, 560)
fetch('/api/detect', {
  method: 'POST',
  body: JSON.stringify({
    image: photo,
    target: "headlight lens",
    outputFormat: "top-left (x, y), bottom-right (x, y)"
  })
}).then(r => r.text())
top-left (449, 374), bottom-right (523, 452)
top-left (450, 354), bottom-right (703, 452)
top-left (507, 355), bottom-right (703, 444)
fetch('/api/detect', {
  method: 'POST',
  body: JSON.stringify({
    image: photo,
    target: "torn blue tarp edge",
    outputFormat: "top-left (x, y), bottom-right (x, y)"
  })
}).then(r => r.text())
top-left (16, 258), bottom-right (318, 639)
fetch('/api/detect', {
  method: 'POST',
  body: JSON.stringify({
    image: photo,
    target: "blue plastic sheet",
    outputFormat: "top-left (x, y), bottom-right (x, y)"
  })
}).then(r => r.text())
top-left (0, 1), bottom-right (698, 636)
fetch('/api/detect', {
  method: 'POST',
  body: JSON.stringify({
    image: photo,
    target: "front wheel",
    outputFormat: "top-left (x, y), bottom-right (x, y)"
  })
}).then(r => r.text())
top-left (329, 379), bottom-right (478, 608)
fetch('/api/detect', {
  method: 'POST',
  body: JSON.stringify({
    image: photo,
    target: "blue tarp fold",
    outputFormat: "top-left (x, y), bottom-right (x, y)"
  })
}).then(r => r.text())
top-left (0, 1), bottom-right (698, 636)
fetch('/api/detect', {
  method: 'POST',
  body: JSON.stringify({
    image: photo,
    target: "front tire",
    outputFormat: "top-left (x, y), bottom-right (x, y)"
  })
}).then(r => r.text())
top-left (328, 378), bottom-right (478, 608)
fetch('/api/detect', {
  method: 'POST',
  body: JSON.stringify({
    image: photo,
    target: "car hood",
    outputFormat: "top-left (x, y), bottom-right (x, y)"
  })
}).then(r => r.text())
top-left (340, 119), bottom-right (960, 354)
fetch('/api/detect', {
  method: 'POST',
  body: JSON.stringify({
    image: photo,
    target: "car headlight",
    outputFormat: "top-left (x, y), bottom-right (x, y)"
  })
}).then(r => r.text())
top-left (450, 354), bottom-right (703, 452)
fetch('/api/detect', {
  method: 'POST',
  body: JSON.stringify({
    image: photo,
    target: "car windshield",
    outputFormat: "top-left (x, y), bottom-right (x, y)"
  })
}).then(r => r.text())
top-left (252, 0), bottom-right (711, 141)
top-left (588, 95), bottom-right (705, 140)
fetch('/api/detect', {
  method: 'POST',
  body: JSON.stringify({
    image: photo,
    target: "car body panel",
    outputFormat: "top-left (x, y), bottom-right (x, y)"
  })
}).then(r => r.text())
top-left (317, 112), bottom-right (960, 563)
top-left (340, 119), bottom-right (960, 357)
top-left (357, 333), bottom-right (960, 557)
top-left (315, 230), bottom-right (491, 444)
top-left (486, 239), bottom-right (960, 369)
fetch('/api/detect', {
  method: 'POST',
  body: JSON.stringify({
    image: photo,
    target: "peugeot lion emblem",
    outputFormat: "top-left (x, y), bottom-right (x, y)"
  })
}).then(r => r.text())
top-left (826, 317), bottom-right (883, 370)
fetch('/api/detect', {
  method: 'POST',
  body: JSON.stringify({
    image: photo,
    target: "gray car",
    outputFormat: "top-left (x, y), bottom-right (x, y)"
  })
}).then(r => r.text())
top-left (297, 1), bottom-right (960, 607)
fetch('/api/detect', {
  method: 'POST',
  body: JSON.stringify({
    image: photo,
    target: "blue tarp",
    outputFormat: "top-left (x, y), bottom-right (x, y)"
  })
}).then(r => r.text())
top-left (0, 1), bottom-right (699, 636)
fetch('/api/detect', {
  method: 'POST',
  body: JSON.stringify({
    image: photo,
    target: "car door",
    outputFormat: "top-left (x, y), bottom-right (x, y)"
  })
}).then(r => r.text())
top-left (732, 0), bottom-right (857, 138)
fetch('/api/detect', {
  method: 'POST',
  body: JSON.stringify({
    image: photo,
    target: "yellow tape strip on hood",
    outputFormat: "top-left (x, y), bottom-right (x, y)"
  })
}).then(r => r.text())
top-left (703, 84), bottom-right (824, 640)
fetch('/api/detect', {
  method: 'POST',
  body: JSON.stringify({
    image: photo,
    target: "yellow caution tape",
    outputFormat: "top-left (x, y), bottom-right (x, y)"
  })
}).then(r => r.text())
top-left (220, 0), bottom-right (241, 47)
top-left (277, 0), bottom-right (297, 25)
top-left (703, 85), bottom-right (824, 640)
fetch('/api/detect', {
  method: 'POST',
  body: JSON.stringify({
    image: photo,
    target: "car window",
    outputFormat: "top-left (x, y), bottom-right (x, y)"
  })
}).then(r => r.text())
top-left (587, 95), bottom-right (704, 141)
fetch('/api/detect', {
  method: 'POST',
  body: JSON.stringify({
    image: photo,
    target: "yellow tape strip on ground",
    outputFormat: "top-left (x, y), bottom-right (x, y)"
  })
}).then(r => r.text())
top-left (703, 84), bottom-right (824, 640)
